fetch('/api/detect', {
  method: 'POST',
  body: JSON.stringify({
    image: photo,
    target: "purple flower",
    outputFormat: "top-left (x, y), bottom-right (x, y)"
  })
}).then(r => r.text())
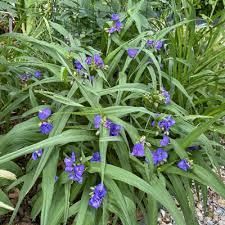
top-left (73, 60), bottom-right (83, 71)
top-left (64, 152), bottom-right (76, 172)
top-left (32, 149), bottom-right (43, 160)
top-left (177, 159), bottom-right (190, 171)
top-left (158, 116), bottom-right (175, 132)
top-left (115, 21), bottom-right (123, 31)
top-left (111, 13), bottom-right (120, 21)
top-left (104, 119), bottom-right (112, 129)
top-left (38, 108), bottom-right (52, 120)
top-left (161, 88), bottom-right (171, 104)
top-left (89, 183), bottom-right (107, 208)
top-left (70, 164), bottom-right (85, 183)
top-left (109, 123), bottom-right (121, 136)
top-left (93, 54), bottom-right (104, 68)
top-left (86, 56), bottom-right (92, 65)
top-left (90, 152), bottom-right (101, 162)
top-left (127, 48), bottom-right (138, 58)
top-left (152, 148), bottom-right (168, 165)
top-left (39, 122), bottom-right (53, 134)
top-left (154, 40), bottom-right (164, 50)
top-left (94, 115), bottom-right (102, 129)
top-left (34, 70), bottom-right (42, 79)
top-left (108, 26), bottom-right (117, 34)
top-left (147, 40), bottom-right (154, 47)
top-left (131, 143), bottom-right (145, 157)
top-left (160, 135), bottom-right (170, 147)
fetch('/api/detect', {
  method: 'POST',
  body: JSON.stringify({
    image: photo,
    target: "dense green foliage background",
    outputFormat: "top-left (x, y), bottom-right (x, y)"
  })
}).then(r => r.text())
top-left (1, 0), bottom-right (225, 225)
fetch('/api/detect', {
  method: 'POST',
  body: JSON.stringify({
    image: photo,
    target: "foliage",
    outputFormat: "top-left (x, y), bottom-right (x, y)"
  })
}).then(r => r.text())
top-left (0, 0), bottom-right (225, 225)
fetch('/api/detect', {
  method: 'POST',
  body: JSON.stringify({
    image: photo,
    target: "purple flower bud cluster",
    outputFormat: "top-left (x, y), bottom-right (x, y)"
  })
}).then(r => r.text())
top-left (90, 152), bottom-right (101, 162)
top-left (89, 183), bottom-right (107, 208)
top-left (32, 149), bottom-right (43, 160)
top-left (127, 48), bottom-right (139, 58)
top-left (161, 88), bottom-right (171, 104)
top-left (93, 115), bottom-right (122, 136)
top-left (64, 152), bottom-right (85, 183)
top-left (108, 13), bottom-right (123, 34)
top-left (38, 107), bottom-right (53, 135)
top-left (147, 39), bottom-right (165, 50)
top-left (177, 159), bottom-right (191, 171)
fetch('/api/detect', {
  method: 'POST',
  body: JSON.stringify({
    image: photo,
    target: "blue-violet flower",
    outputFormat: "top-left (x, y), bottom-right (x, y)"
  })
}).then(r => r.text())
top-left (90, 152), bottom-right (101, 162)
top-left (177, 159), bottom-right (190, 171)
top-left (39, 122), bottom-right (53, 134)
top-left (160, 135), bottom-right (170, 147)
top-left (127, 48), bottom-right (138, 58)
top-left (38, 108), bottom-right (52, 120)
top-left (32, 149), bottom-right (43, 160)
top-left (131, 143), bottom-right (145, 157)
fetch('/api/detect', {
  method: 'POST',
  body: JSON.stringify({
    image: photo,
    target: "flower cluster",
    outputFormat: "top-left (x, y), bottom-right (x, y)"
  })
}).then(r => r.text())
top-left (143, 88), bottom-right (171, 109)
top-left (38, 107), bottom-right (53, 135)
top-left (147, 39), bottom-right (165, 50)
top-left (73, 54), bottom-right (105, 82)
top-left (107, 13), bottom-right (123, 34)
top-left (89, 183), bottom-right (107, 208)
top-left (64, 152), bottom-right (85, 183)
top-left (32, 149), bottom-right (43, 160)
top-left (94, 115), bottom-right (122, 136)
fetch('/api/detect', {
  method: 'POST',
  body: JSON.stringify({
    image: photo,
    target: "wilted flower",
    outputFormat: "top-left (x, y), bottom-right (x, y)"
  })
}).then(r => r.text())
top-left (89, 183), bottom-right (107, 208)
top-left (108, 26), bottom-right (117, 34)
top-left (39, 122), bottom-right (53, 134)
top-left (38, 108), bottom-right (52, 120)
top-left (127, 48), bottom-right (138, 58)
top-left (93, 54), bottom-right (104, 68)
top-left (152, 148), bottom-right (168, 166)
top-left (131, 143), bottom-right (145, 157)
top-left (109, 123), bottom-right (121, 136)
top-left (19, 74), bottom-right (31, 82)
top-left (94, 115), bottom-right (102, 129)
top-left (32, 149), bottom-right (43, 160)
top-left (177, 159), bottom-right (190, 171)
top-left (111, 13), bottom-right (120, 21)
top-left (34, 70), bottom-right (42, 79)
top-left (90, 152), bottom-right (101, 162)
top-left (161, 88), bottom-right (171, 104)
top-left (187, 146), bottom-right (201, 151)
top-left (160, 135), bottom-right (170, 147)
top-left (54, 176), bottom-right (59, 182)
top-left (158, 116), bottom-right (175, 132)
